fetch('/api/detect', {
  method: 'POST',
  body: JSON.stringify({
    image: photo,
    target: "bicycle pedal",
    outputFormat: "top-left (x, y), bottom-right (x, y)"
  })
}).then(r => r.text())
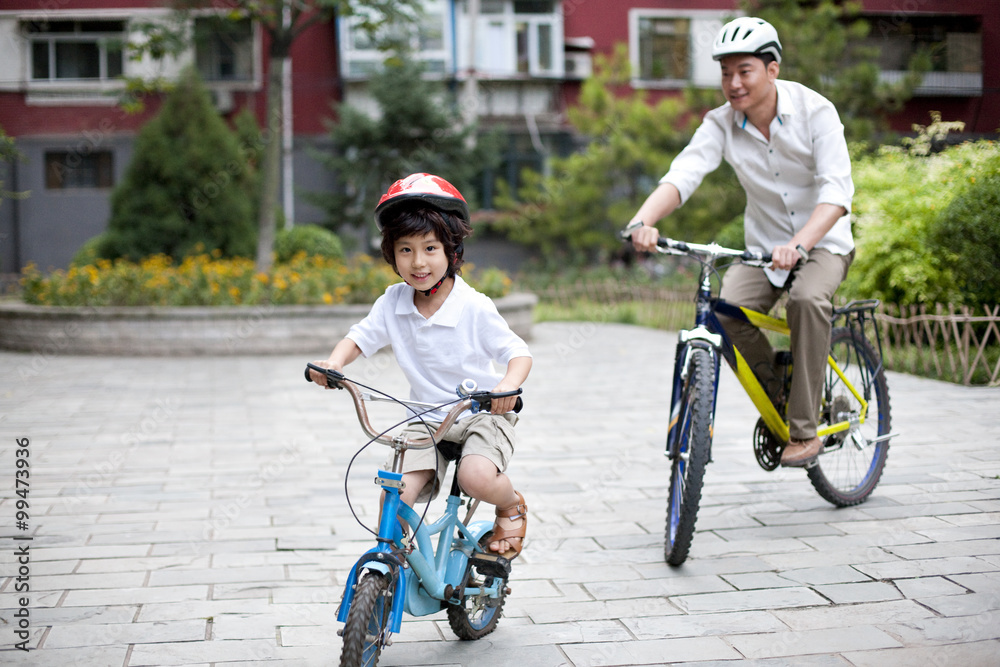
top-left (470, 551), bottom-right (512, 578)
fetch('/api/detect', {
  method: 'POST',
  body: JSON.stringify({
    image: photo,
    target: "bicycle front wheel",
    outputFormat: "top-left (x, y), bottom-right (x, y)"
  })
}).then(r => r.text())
top-left (808, 327), bottom-right (892, 506)
top-left (340, 572), bottom-right (392, 667)
top-left (665, 347), bottom-right (716, 566)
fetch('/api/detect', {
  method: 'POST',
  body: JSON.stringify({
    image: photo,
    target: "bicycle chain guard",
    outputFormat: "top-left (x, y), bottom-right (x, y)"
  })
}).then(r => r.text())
top-left (753, 417), bottom-right (784, 471)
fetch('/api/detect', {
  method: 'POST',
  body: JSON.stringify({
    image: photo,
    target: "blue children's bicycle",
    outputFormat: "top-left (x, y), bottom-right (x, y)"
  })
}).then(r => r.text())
top-left (305, 363), bottom-right (522, 667)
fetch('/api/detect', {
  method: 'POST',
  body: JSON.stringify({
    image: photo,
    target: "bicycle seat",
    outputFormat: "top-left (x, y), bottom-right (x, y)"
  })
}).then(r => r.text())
top-left (437, 440), bottom-right (464, 462)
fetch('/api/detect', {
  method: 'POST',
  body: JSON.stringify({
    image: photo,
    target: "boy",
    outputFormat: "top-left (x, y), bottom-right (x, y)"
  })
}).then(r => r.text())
top-left (309, 173), bottom-right (531, 559)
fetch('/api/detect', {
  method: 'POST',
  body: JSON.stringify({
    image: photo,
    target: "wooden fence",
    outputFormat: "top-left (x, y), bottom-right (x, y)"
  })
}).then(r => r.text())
top-left (535, 280), bottom-right (1000, 386)
top-left (878, 303), bottom-right (1000, 386)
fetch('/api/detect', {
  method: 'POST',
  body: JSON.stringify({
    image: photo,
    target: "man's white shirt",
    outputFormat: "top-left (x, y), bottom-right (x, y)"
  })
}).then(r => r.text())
top-left (661, 79), bottom-right (854, 286)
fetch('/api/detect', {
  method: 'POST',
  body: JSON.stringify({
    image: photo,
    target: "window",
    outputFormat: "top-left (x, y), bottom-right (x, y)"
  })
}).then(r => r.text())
top-left (45, 151), bottom-right (114, 190)
top-left (459, 0), bottom-right (561, 77)
top-left (194, 17), bottom-right (254, 83)
top-left (637, 17), bottom-right (690, 82)
top-left (629, 10), bottom-right (728, 89)
top-left (341, 0), bottom-right (449, 78)
top-left (862, 14), bottom-right (982, 95)
top-left (26, 20), bottom-right (125, 82)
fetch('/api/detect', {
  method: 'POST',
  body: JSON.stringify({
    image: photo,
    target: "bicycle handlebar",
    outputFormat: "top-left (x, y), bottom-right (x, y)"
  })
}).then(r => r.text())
top-left (304, 363), bottom-right (523, 450)
top-left (620, 222), bottom-right (815, 267)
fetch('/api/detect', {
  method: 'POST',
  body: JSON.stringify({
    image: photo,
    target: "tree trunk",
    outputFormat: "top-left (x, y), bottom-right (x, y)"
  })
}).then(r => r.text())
top-left (255, 54), bottom-right (286, 273)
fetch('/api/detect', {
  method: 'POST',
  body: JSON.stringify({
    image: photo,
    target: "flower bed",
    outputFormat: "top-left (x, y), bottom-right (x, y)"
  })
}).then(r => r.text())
top-left (3, 253), bottom-right (534, 356)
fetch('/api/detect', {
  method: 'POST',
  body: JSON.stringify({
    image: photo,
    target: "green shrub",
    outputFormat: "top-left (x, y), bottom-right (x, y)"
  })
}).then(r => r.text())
top-left (274, 225), bottom-right (344, 264)
top-left (100, 67), bottom-right (257, 262)
top-left (843, 140), bottom-right (998, 305)
top-left (70, 234), bottom-right (109, 267)
top-left (929, 150), bottom-right (1000, 306)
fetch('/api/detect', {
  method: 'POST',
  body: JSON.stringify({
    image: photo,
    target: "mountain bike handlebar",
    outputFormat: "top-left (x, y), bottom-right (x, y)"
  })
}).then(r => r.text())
top-left (620, 220), bottom-right (814, 267)
top-left (304, 363), bottom-right (522, 450)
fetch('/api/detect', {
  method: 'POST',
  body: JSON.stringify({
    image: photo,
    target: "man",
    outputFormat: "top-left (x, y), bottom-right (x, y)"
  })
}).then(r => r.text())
top-left (629, 16), bottom-right (855, 468)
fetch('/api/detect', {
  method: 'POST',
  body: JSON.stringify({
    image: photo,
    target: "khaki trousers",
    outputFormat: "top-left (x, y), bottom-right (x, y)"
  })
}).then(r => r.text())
top-left (718, 248), bottom-right (854, 440)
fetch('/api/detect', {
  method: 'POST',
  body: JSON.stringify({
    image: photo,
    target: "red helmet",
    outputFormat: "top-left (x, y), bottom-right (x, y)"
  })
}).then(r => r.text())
top-left (374, 173), bottom-right (469, 231)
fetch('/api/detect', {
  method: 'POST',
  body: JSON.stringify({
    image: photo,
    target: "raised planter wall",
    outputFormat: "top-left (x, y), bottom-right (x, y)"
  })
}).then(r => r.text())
top-left (0, 294), bottom-right (538, 356)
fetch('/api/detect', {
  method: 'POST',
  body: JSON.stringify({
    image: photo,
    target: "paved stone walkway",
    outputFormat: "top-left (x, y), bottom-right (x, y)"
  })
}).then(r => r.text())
top-left (2, 321), bottom-right (999, 666)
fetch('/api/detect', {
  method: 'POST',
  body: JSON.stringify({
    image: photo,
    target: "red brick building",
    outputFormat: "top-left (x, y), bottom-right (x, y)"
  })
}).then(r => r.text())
top-left (1, 1), bottom-right (995, 272)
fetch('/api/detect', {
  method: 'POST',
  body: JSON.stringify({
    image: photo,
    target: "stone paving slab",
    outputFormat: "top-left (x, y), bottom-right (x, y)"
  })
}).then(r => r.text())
top-left (2, 321), bottom-right (1000, 665)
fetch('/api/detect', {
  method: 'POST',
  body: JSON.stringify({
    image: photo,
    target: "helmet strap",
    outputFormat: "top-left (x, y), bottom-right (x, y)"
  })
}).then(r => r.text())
top-left (413, 274), bottom-right (447, 297)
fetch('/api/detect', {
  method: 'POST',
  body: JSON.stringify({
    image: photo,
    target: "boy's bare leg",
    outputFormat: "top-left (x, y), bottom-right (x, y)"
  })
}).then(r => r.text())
top-left (457, 455), bottom-right (524, 554)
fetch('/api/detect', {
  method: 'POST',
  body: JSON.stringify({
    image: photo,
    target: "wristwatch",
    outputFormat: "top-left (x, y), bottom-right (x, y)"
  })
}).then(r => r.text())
top-left (625, 218), bottom-right (645, 232)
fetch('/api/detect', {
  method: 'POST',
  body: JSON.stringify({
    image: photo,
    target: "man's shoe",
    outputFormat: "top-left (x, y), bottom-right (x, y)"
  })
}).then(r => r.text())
top-left (780, 436), bottom-right (822, 468)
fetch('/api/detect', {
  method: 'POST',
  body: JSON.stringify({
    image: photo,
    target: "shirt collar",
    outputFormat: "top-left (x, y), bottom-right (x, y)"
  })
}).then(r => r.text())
top-left (736, 80), bottom-right (792, 131)
top-left (395, 275), bottom-right (468, 327)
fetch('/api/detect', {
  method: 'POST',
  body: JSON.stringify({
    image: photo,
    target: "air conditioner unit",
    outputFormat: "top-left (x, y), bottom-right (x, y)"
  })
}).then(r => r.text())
top-left (210, 88), bottom-right (234, 113)
top-left (564, 52), bottom-right (592, 80)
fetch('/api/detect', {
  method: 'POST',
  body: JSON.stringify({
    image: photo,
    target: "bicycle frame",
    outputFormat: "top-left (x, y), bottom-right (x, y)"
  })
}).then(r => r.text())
top-left (667, 252), bottom-right (873, 458)
top-left (327, 379), bottom-right (504, 635)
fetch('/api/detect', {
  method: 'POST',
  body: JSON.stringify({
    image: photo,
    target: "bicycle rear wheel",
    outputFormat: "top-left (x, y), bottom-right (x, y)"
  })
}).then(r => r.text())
top-left (446, 559), bottom-right (507, 640)
top-left (808, 327), bottom-right (891, 506)
top-left (340, 571), bottom-right (392, 667)
top-left (665, 347), bottom-right (715, 566)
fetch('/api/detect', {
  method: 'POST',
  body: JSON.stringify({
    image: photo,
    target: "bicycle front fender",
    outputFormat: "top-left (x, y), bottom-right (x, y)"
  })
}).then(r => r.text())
top-left (337, 548), bottom-right (407, 634)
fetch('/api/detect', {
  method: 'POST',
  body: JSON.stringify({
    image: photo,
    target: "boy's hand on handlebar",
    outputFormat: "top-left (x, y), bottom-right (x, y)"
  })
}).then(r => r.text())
top-left (629, 224), bottom-right (660, 253)
top-left (308, 360), bottom-right (342, 388)
top-left (488, 381), bottom-right (521, 415)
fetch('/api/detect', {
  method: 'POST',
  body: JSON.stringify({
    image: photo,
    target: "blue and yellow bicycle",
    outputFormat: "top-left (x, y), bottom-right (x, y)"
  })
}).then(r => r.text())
top-left (625, 234), bottom-right (896, 566)
top-left (305, 363), bottom-right (521, 667)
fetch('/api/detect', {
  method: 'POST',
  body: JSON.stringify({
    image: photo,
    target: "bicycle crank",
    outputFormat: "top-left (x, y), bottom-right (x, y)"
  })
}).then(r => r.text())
top-left (753, 418), bottom-right (783, 471)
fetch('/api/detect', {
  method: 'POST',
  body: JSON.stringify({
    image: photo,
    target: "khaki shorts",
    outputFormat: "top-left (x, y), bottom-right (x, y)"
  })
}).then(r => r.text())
top-left (387, 412), bottom-right (518, 503)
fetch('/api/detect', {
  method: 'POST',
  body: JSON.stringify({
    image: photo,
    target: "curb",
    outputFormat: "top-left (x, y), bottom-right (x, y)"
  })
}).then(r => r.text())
top-left (0, 293), bottom-right (538, 356)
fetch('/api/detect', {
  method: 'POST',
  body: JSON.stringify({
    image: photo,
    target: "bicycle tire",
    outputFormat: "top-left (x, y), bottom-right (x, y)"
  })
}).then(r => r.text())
top-left (808, 327), bottom-right (891, 506)
top-left (665, 347), bottom-right (715, 566)
top-left (446, 561), bottom-right (507, 640)
top-left (340, 572), bottom-right (392, 667)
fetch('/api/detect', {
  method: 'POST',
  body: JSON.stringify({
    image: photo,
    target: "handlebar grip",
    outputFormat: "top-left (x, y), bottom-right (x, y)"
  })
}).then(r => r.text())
top-left (305, 362), bottom-right (346, 388)
top-left (471, 389), bottom-right (523, 414)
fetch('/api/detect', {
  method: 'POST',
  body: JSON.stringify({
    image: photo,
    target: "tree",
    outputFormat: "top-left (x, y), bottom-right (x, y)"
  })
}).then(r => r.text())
top-left (494, 46), bottom-right (744, 266)
top-left (100, 68), bottom-right (257, 261)
top-left (126, 2), bottom-right (422, 271)
top-left (172, 1), bottom-right (422, 273)
top-left (308, 54), bottom-right (497, 244)
top-left (743, 0), bottom-right (930, 141)
top-left (1, 126), bottom-right (27, 200)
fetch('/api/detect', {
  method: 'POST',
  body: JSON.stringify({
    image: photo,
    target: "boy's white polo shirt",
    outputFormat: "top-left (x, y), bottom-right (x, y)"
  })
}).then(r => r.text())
top-left (346, 276), bottom-right (531, 422)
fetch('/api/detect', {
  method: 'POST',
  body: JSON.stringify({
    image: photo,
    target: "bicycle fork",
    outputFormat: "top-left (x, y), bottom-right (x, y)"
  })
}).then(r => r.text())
top-left (666, 328), bottom-right (723, 462)
top-left (337, 470), bottom-right (409, 635)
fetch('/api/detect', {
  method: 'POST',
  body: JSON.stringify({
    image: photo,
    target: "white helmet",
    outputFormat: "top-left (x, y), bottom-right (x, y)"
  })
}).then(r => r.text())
top-left (712, 17), bottom-right (782, 64)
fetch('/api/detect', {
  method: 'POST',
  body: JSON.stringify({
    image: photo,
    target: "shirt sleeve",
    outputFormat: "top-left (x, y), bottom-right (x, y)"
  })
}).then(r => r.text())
top-left (345, 291), bottom-right (391, 358)
top-left (475, 297), bottom-right (531, 366)
top-left (659, 110), bottom-right (727, 205)
top-left (811, 102), bottom-right (854, 214)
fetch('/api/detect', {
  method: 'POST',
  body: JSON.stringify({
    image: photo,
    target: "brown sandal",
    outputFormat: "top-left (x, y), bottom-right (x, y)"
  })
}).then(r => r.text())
top-left (484, 491), bottom-right (527, 560)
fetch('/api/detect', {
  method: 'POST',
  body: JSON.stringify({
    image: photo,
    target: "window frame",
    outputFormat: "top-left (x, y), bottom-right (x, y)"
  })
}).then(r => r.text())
top-left (628, 9), bottom-right (728, 90)
top-left (459, 0), bottom-right (563, 79)
top-left (25, 19), bottom-right (126, 84)
top-left (192, 15), bottom-right (258, 86)
top-left (339, 0), bottom-right (452, 80)
top-left (44, 150), bottom-right (115, 191)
